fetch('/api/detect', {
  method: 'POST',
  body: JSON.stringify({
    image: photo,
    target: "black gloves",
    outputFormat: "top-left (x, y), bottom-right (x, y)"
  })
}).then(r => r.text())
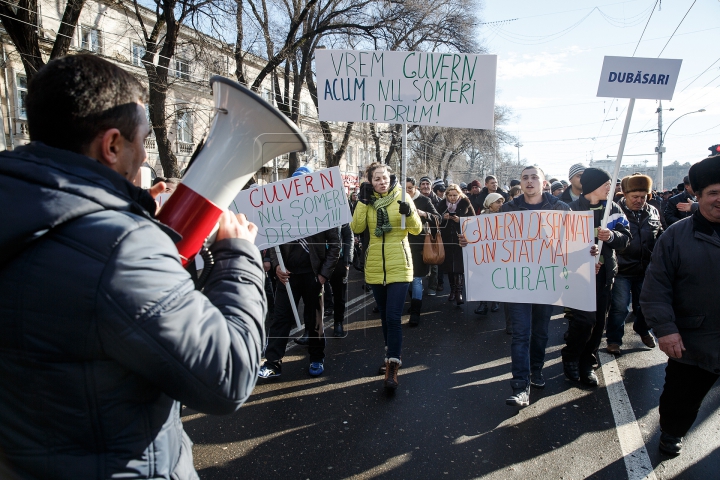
top-left (358, 182), bottom-right (374, 205)
top-left (397, 200), bottom-right (411, 216)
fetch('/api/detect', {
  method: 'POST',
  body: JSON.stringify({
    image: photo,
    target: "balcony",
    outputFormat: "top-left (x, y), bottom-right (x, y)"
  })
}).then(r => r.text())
top-left (144, 136), bottom-right (157, 151)
top-left (176, 141), bottom-right (194, 155)
top-left (14, 119), bottom-right (29, 137)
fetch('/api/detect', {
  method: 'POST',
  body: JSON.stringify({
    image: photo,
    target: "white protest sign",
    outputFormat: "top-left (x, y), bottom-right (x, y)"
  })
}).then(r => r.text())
top-left (597, 56), bottom-right (682, 100)
top-left (316, 49), bottom-right (497, 129)
top-left (230, 166), bottom-right (351, 250)
top-left (461, 211), bottom-right (596, 311)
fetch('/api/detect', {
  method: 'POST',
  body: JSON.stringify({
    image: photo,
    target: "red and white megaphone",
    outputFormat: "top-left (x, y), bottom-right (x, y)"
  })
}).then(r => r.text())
top-left (157, 76), bottom-right (308, 265)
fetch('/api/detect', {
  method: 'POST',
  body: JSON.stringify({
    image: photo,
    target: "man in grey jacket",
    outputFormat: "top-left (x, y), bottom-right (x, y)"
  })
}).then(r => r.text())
top-left (0, 55), bottom-right (265, 479)
top-left (641, 154), bottom-right (720, 456)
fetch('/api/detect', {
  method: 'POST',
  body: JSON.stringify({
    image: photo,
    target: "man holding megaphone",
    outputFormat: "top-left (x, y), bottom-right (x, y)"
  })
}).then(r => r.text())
top-left (0, 55), bottom-right (265, 480)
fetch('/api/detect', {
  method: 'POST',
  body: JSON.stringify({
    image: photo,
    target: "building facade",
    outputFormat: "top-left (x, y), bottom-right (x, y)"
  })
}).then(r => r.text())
top-left (0, 0), bottom-right (391, 192)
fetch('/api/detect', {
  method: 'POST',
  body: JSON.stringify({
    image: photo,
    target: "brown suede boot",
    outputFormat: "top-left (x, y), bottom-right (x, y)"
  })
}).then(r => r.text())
top-left (384, 358), bottom-right (401, 390)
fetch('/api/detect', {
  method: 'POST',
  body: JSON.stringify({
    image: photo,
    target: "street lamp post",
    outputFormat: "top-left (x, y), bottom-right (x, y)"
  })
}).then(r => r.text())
top-left (656, 103), bottom-right (705, 190)
top-left (514, 142), bottom-right (523, 164)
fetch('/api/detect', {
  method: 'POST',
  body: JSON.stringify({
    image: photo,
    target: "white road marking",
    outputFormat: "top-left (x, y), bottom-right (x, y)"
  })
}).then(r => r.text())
top-left (599, 350), bottom-right (658, 480)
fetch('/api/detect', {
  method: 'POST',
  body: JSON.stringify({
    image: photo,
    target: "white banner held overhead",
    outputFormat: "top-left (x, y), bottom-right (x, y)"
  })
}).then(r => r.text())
top-left (230, 166), bottom-right (351, 250)
top-left (597, 56), bottom-right (682, 100)
top-left (461, 211), bottom-right (596, 311)
top-left (316, 49), bottom-right (497, 129)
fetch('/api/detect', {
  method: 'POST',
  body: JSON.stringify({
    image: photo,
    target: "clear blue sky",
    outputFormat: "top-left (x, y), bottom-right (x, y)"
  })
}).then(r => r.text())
top-left (481, 0), bottom-right (719, 181)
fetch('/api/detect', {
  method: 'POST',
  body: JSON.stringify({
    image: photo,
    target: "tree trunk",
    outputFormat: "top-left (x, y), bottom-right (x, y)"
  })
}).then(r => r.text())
top-left (50, 0), bottom-right (85, 60)
top-left (0, 0), bottom-right (47, 82)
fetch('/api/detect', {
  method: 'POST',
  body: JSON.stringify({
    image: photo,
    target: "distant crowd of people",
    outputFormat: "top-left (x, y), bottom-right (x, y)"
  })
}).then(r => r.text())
top-left (258, 154), bottom-right (720, 459)
top-left (1, 54), bottom-right (718, 479)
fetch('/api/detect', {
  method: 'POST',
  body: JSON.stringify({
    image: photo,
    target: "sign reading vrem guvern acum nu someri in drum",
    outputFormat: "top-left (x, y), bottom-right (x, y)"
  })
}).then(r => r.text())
top-left (597, 56), bottom-right (682, 100)
top-left (315, 50), bottom-right (497, 129)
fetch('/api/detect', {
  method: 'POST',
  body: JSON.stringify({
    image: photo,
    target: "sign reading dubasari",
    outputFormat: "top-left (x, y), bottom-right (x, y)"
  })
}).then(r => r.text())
top-left (597, 56), bottom-right (682, 100)
top-left (462, 211), bottom-right (596, 311)
top-left (316, 49), bottom-right (497, 129)
top-left (230, 166), bottom-right (351, 250)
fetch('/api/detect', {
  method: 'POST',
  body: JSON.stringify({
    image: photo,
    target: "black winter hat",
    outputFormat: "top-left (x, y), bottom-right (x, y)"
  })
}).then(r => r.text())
top-left (689, 155), bottom-right (720, 195)
top-left (580, 168), bottom-right (611, 195)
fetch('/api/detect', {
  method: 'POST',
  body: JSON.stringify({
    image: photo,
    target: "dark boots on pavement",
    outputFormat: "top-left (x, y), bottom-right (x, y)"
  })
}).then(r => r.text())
top-left (455, 274), bottom-right (465, 305)
top-left (474, 302), bottom-right (488, 315)
top-left (408, 299), bottom-right (422, 326)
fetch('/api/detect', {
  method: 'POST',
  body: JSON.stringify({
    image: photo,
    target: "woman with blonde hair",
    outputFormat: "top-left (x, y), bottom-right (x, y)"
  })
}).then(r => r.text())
top-left (437, 183), bottom-right (475, 305)
top-left (351, 162), bottom-right (421, 391)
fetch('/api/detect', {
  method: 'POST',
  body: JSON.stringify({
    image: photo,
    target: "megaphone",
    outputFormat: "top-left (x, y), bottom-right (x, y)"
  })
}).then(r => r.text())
top-left (157, 76), bottom-right (308, 265)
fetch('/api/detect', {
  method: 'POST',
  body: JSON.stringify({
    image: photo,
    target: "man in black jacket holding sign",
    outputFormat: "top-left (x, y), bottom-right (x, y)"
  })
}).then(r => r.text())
top-left (563, 168), bottom-right (630, 387)
top-left (259, 167), bottom-right (341, 380)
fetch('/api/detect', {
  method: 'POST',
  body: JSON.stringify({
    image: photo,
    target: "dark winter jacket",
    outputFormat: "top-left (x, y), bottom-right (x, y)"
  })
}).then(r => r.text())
top-left (647, 196), bottom-right (667, 229)
top-left (0, 143), bottom-right (266, 479)
top-left (560, 187), bottom-right (580, 205)
top-left (470, 187), bottom-right (509, 214)
top-left (641, 210), bottom-right (720, 374)
top-left (338, 224), bottom-right (354, 268)
top-left (423, 190), bottom-right (443, 210)
top-left (664, 190), bottom-right (695, 226)
top-left (568, 196), bottom-right (631, 287)
top-left (407, 191), bottom-right (441, 277)
top-left (269, 229), bottom-right (341, 280)
top-left (502, 192), bottom-right (570, 213)
top-left (437, 197), bottom-right (475, 273)
top-left (616, 198), bottom-right (663, 277)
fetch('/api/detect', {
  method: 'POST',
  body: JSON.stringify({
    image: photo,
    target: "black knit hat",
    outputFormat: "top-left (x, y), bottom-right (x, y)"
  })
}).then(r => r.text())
top-left (689, 155), bottom-right (720, 195)
top-left (580, 168), bottom-right (611, 195)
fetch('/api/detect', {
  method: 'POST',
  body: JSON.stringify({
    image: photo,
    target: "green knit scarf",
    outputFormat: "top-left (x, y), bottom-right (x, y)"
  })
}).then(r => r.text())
top-left (372, 188), bottom-right (399, 237)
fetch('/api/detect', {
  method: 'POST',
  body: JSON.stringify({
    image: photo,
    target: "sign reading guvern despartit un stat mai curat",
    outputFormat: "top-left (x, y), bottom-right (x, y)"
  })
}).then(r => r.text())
top-left (597, 56), bottom-right (682, 100)
top-left (316, 49), bottom-right (497, 129)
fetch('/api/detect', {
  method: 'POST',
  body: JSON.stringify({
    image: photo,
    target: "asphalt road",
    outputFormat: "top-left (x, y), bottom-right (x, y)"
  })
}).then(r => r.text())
top-left (183, 271), bottom-right (720, 479)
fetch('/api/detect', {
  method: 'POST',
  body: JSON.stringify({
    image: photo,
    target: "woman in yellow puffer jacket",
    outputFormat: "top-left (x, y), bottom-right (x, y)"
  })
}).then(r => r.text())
top-left (351, 162), bottom-right (421, 391)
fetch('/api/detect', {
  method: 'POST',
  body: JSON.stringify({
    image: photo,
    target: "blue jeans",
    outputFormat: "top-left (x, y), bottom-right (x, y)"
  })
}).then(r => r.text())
top-left (506, 303), bottom-right (554, 385)
top-left (607, 275), bottom-right (649, 346)
top-left (411, 277), bottom-right (423, 300)
top-left (371, 283), bottom-right (409, 359)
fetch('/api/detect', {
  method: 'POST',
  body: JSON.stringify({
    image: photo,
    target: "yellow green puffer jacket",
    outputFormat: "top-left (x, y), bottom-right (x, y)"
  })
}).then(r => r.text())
top-left (350, 183), bottom-right (422, 285)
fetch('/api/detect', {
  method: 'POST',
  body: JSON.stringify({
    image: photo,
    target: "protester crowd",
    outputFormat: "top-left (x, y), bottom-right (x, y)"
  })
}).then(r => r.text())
top-left (1, 55), bottom-right (719, 479)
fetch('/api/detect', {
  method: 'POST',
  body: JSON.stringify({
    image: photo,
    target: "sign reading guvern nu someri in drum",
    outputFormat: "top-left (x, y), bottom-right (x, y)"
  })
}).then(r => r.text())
top-left (315, 49), bottom-right (497, 129)
top-left (461, 211), bottom-right (596, 311)
top-left (230, 167), bottom-right (351, 250)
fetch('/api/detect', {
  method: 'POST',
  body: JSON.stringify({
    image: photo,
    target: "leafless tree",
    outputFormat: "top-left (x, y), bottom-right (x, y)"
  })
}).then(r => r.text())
top-left (407, 104), bottom-right (517, 184)
top-left (0, 0), bottom-right (85, 81)
top-left (126, 0), bottom-right (234, 177)
top-left (236, 0), bottom-right (387, 173)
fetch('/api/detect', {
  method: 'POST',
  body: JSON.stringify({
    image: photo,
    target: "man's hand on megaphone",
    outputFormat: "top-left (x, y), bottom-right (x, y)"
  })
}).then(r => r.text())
top-left (149, 182), bottom-right (167, 215)
top-left (216, 211), bottom-right (258, 244)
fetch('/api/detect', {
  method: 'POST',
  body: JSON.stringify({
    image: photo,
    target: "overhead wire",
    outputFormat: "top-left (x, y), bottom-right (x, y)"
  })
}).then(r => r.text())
top-left (657, 0), bottom-right (696, 57)
top-left (632, 0), bottom-right (659, 56)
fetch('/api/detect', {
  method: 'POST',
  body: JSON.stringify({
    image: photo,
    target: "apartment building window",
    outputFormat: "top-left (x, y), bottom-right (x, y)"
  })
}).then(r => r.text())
top-left (263, 88), bottom-right (272, 103)
top-left (347, 145), bottom-right (354, 166)
top-left (80, 26), bottom-right (102, 53)
top-left (132, 43), bottom-right (146, 67)
top-left (16, 74), bottom-right (27, 119)
top-left (177, 110), bottom-right (193, 144)
top-left (209, 57), bottom-right (227, 76)
top-left (175, 58), bottom-right (191, 80)
top-left (300, 101), bottom-right (309, 116)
